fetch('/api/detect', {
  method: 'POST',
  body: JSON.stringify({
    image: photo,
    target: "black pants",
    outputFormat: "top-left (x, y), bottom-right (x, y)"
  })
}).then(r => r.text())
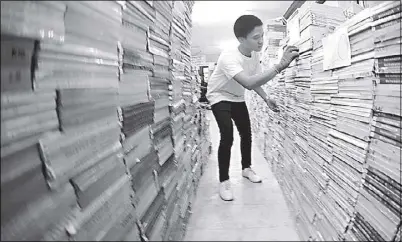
top-left (211, 101), bottom-right (252, 182)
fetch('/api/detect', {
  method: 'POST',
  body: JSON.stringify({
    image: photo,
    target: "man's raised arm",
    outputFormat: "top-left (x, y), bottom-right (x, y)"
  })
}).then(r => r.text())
top-left (232, 46), bottom-right (299, 90)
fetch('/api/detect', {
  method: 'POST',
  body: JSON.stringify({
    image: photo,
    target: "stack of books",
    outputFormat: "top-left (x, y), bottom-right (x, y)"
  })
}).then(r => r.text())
top-left (147, 2), bottom-right (174, 171)
top-left (119, 2), bottom-right (168, 241)
top-left (308, 38), bottom-right (337, 215)
top-left (1, 2), bottom-right (123, 241)
top-left (170, 100), bottom-right (186, 152)
top-left (34, 1), bottom-right (120, 90)
top-left (261, 18), bottom-right (287, 70)
top-left (119, 101), bottom-right (155, 141)
top-left (2, 1), bottom-right (211, 241)
top-left (0, 1), bottom-right (66, 44)
top-left (247, 1), bottom-right (400, 241)
top-left (347, 2), bottom-right (401, 242)
top-left (129, 148), bottom-right (160, 222)
top-left (57, 88), bottom-right (119, 132)
top-left (151, 117), bottom-right (174, 166)
top-left (311, 5), bottom-right (372, 241)
top-left (66, 175), bottom-right (135, 241)
top-left (1, 92), bottom-right (71, 242)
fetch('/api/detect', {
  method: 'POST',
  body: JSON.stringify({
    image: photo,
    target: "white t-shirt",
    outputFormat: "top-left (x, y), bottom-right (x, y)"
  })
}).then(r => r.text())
top-left (206, 47), bottom-right (262, 105)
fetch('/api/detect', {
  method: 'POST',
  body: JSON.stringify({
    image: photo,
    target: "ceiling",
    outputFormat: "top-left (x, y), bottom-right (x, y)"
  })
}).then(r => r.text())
top-left (190, 1), bottom-right (292, 63)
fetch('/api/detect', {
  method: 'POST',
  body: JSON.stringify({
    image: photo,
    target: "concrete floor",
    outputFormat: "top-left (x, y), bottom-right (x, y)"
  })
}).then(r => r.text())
top-left (184, 111), bottom-right (300, 241)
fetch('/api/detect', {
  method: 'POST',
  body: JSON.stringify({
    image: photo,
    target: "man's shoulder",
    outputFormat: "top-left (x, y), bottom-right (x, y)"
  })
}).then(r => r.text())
top-left (222, 46), bottom-right (242, 56)
top-left (218, 48), bottom-right (240, 62)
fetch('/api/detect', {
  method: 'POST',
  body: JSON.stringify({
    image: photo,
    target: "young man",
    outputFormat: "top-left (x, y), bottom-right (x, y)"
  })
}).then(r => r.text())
top-left (206, 15), bottom-right (299, 201)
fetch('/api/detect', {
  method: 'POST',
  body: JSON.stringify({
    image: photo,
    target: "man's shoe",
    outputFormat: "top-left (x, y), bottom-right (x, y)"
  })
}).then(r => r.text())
top-left (219, 180), bottom-right (234, 201)
top-left (242, 168), bottom-right (262, 183)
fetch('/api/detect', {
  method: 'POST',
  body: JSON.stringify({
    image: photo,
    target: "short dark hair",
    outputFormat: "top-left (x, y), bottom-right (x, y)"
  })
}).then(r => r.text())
top-left (233, 15), bottom-right (263, 39)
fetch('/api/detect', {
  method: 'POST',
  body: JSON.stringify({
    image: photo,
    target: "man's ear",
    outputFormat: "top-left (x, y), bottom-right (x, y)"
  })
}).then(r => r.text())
top-left (238, 37), bottom-right (246, 44)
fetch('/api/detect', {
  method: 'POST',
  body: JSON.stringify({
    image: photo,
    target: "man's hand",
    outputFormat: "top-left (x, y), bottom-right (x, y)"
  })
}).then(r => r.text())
top-left (276, 45), bottom-right (299, 72)
top-left (265, 98), bottom-right (279, 113)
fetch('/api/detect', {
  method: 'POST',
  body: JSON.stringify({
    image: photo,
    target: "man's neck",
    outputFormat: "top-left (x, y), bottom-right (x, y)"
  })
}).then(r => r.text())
top-left (238, 45), bottom-right (252, 58)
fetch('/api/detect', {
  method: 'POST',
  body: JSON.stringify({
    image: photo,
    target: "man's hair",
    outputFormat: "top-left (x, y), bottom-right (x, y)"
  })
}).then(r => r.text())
top-left (233, 15), bottom-right (263, 39)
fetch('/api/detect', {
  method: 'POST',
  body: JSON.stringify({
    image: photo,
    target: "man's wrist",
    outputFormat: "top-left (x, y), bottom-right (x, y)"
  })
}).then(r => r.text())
top-left (274, 64), bottom-right (284, 74)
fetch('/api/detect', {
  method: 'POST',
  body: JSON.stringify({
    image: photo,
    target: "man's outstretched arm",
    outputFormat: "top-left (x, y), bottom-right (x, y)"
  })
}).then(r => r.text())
top-left (253, 86), bottom-right (269, 101)
top-left (253, 86), bottom-right (279, 112)
top-left (233, 46), bottom-right (299, 90)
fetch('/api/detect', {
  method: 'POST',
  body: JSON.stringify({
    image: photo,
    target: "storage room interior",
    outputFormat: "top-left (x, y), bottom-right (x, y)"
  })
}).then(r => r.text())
top-left (0, 0), bottom-right (400, 241)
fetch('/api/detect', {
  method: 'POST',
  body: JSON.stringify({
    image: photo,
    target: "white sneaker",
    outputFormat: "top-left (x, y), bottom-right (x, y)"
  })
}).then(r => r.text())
top-left (219, 180), bottom-right (234, 201)
top-left (242, 168), bottom-right (262, 183)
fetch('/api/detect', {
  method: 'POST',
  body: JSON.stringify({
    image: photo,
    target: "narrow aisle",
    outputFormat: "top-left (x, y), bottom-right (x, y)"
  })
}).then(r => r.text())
top-left (184, 111), bottom-right (300, 241)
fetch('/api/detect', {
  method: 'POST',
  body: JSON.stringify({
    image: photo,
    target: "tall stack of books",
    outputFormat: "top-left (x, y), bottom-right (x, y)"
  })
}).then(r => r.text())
top-left (146, 1), bottom-right (175, 178)
top-left (307, 4), bottom-right (372, 241)
top-left (248, 1), bottom-right (401, 242)
top-left (1, 1), bottom-right (211, 241)
top-left (39, 3), bottom-right (135, 241)
top-left (167, 11), bottom-right (187, 237)
top-left (346, 2), bottom-right (401, 242)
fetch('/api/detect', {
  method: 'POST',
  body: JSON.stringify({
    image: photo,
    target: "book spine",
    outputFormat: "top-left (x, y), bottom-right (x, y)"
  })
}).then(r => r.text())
top-left (368, 166), bottom-right (401, 192)
top-left (376, 56), bottom-right (402, 67)
top-left (377, 74), bottom-right (401, 84)
top-left (68, 175), bottom-right (131, 237)
top-left (373, 126), bottom-right (401, 142)
top-left (365, 175), bottom-right (400, 207)
top-left (99, 204), bottom-right (137, 241)
top-left (1, 109), bottom-right (57, 132)
top-left (72, 153), bottom-right (121, 192)
top-left (1, 101), bottom-right (56, 121)
top-left (77, 161), bottom-right (126, 209)
top-left (372, 5), bottom-right (401, 21)
top-left (1, 91), bottom-right (55, 109)
top-left (363, 183), bottom-right (399, 219)
top-left (1, 118), bottom-right (59, 146)
top-left (1, 145), bottom-right (44, 186)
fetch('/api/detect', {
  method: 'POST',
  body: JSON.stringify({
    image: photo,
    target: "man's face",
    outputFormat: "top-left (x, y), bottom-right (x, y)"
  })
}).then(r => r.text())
top-left (239, 25), bottom-right (264, 52)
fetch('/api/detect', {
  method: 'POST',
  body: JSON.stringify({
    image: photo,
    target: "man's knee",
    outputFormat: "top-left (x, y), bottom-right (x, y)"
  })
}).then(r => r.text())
top-left (239, 128), bottom-right (252, 140)
top-left (220, 133), bottom-right (233, 148)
